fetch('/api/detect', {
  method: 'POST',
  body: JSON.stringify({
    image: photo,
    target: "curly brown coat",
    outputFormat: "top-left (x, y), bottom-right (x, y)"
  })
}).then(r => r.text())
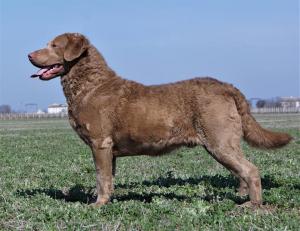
top-left (28, 33), bottom-right (292, 208)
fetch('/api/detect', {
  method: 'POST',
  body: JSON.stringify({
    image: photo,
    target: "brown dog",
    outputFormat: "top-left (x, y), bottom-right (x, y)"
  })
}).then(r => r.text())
top-left (28, 33), bottom-right (292, 208)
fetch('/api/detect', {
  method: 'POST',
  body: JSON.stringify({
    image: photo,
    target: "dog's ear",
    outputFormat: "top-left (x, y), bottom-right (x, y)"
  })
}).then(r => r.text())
top-left (64, 34), bottom-right (88, 62)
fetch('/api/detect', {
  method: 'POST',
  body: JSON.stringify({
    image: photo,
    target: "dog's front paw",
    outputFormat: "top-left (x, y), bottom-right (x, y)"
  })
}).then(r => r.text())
top-left (238, 201), bottom-right (260, 209)
top-left (90, 198), bottom-right (110, 208)
top-left (238, 187), bottom-right (249, 197)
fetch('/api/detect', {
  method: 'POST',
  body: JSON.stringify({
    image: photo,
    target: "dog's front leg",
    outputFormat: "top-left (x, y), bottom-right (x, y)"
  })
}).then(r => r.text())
top-left (91, 138), bottom-right (114, 207)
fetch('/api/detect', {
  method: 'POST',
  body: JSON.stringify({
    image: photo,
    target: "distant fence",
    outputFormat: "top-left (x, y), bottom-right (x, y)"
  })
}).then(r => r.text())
top-left (0, 113), bottom-right (68, 120)
top-left (251, 107), bottom-right (300, 114)
top-left (0, 107), bottom-right (299, 120)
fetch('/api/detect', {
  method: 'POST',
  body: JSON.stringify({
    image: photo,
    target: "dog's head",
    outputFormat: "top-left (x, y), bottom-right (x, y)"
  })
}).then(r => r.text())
top-left (28, 33), bottom-right (89, 80)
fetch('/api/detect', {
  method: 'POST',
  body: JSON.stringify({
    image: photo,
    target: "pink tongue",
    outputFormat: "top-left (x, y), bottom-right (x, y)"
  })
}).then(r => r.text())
top-left (37, 68), bottom-right (49, 75)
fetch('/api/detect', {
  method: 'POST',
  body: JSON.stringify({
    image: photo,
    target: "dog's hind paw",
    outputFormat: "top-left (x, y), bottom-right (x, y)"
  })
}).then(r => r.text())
top-left (236, 201), bottom-right (276, 214)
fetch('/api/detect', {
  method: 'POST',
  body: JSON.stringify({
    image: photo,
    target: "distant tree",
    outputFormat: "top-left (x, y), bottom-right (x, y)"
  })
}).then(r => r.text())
top-left (0, 105), bottom-right (12, 113)
top-left (256, 100), bottom-right (266, 108)
top-left (265, 98), bottom-right (282, 108)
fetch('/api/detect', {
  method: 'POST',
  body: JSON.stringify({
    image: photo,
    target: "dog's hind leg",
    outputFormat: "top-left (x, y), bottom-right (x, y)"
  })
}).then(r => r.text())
top-left (199, 99), bottom-right (261, 206)
top-left (204, 131), bottom-right (262, 207)
top-left (230, 170), bottom-right (249, 197)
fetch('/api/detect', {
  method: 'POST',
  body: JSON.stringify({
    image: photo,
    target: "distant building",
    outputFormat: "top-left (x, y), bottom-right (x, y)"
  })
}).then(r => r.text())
top-left (279, 97), bottom-right (300, 108)
top-left (47, 104), bottom-right (68, 114)
top-left (36, 109), bottom-right (45, 114)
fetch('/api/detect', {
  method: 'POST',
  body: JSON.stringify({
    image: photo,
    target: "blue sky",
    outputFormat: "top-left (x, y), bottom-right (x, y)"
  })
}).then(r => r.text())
top-left (0, 0), bottom-right (299, 110)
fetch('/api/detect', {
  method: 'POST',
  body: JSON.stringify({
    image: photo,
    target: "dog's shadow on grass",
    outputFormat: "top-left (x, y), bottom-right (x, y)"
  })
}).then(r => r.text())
top-left (16, 174), bottom-right (283, 205)
top-left (16, 185), bottom-right (95, 204)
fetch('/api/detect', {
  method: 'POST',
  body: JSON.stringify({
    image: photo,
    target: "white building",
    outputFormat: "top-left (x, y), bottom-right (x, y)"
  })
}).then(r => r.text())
top-left (37, 109), bottom-right (45, 114)
top-left (47, 104), bottom-right (68, 114)
top-left (279, 97), bottom-right (300, 108)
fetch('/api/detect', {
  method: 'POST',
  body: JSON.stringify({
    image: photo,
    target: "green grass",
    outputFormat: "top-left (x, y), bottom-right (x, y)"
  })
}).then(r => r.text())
top-left (0, 114), bottom-right (299, 230)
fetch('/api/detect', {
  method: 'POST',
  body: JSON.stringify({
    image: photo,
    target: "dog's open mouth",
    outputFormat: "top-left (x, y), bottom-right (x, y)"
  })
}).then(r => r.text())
top-left (31, 64), bottom-right (64, 80)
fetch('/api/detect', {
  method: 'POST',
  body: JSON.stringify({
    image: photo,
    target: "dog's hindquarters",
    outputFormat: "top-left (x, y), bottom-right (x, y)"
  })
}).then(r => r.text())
top-left (227, 85), bottom-right (292, 149)
top-left (197, 97), bottom-right (262, 205)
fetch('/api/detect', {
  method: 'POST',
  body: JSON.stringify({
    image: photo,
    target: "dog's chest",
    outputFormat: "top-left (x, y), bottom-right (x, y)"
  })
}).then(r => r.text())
top-left (66, 107), bottom-right (95, 145)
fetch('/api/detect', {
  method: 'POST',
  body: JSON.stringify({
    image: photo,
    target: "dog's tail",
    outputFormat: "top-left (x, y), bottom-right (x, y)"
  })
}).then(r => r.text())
top-left (227, 85), bottom-right (293, 149)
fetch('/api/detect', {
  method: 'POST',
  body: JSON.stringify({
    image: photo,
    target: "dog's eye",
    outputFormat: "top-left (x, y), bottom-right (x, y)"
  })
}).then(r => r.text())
top-left (52, 44), bottom-right (57, 48)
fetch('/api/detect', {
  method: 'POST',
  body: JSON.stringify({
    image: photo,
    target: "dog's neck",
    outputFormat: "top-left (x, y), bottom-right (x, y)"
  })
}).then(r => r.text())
top-left (60, 45), bottom-right (118, 107)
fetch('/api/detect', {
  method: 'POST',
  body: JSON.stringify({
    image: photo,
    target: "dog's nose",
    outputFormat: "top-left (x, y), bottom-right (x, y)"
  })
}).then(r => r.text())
top-left (28, 53), bottom-right (35, 60)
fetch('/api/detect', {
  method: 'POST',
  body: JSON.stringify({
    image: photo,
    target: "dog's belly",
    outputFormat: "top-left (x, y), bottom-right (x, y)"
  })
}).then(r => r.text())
top-left (113, 140), bottom-right (189, 156)
top-left (113, 132), bottom-right (202, 157)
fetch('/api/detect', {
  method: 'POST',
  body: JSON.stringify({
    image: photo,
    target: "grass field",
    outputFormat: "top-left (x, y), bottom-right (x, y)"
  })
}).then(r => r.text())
top-left (0, 114), bottom-right (299, 230)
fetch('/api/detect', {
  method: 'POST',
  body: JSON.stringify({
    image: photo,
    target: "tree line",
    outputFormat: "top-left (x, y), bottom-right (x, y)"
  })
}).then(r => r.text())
top-left (256, 99), bottom-right (281, 108)
top-left (0, 105), bottom-right (12, 113)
